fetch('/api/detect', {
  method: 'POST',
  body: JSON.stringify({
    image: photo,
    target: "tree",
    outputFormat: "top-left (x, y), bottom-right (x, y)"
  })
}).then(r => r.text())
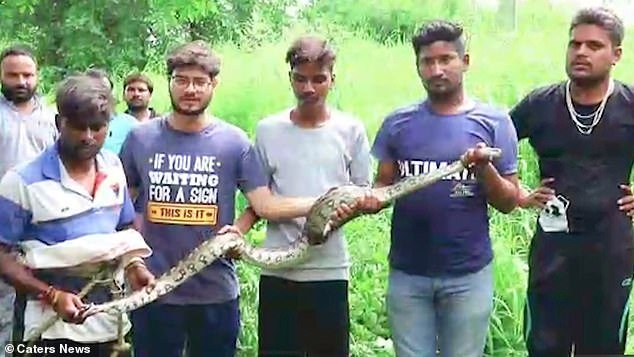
top-left (0, 0), bottom-right (294, 89)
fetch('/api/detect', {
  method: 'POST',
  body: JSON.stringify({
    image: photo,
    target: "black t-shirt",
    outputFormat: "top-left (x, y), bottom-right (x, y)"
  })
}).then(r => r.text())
top-left (510, 81), bottom-right (634, 235)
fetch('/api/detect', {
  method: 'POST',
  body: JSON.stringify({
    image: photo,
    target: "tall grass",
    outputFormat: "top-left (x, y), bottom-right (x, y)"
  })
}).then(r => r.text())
top-left (18, 0), bottom-right (634, 355)
top-left (213, 5), bottom-right (633, 355)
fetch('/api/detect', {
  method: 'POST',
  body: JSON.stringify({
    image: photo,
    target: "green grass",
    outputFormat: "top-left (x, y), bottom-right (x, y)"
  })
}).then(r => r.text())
top-left (203, 27), bottom-right (630, 356)
top-left (129, 14), bottom-right (634, 356)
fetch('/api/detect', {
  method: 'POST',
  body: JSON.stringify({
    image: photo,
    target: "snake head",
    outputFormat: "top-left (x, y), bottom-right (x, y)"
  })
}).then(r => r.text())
top-left (77, 303), bottom-right (99, 319)
top-left (302, 226), bottom-right (326, 246)
top-left (302, 185), bottom-right (369, 245)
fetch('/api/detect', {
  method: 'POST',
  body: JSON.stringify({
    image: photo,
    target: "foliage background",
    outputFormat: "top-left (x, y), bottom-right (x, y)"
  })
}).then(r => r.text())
top-left (2, 0), bottom-right (634, 355)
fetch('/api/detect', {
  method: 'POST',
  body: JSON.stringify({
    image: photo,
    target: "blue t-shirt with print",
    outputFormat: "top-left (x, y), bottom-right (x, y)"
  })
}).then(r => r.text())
top-left (371, 100), bottom-right (518, 277)
top-left (119, 117), bottom-right (268, 305)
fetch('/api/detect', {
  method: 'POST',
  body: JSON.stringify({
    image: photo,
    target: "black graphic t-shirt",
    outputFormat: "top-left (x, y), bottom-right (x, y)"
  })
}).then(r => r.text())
top-left (510, 81), bottom-right (634, 242)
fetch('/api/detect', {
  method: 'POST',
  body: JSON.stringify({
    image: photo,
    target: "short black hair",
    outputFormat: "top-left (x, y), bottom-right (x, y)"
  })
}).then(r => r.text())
top-left (166, 40), bottom-right (221, 79)
top-left (85, 68), bottom-right (114, 90)
top-left (412, 20), bottom-right (466, 57)
top-left (570, 7), bottom-right (624, 46)
top-left (0, 45), bottom-right (37, 65)
top-left (55, 74), bottom-right (114, 124)
top-left (285, 35), bottom-right (336, 71)
top-left (124, 72), bottom-right (154, 94)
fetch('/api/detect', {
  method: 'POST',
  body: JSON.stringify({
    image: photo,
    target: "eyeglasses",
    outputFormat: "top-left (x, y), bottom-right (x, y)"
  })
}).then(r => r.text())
top-left (170, 76), bottom-right (212, 90)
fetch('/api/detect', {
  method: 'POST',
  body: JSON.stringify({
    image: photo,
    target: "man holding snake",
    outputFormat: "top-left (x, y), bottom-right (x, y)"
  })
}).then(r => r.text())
top-left (337, 20), bottom-right (520, 357)
top-left (231, 35), bottom-right (371, 357)
top-left (119, 40), bottom-right (320, 357)
top-left (0, 74), bottom-right (154, 355)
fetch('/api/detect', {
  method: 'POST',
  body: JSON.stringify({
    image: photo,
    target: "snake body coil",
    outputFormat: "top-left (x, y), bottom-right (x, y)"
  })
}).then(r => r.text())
top-left (82, 148), bottom-right (501, 317)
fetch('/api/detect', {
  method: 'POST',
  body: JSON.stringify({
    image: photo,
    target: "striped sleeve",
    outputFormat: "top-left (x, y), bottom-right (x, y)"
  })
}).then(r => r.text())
top-left (0, 171), bottom-right (33, 246)
top-left (117, 186), bottom-right (135, 229)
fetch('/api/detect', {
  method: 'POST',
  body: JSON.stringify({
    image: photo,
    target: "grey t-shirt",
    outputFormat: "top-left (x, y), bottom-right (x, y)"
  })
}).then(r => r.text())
top-left (0, 95), bottom-right (58, 178)
top-left (119, 116), bottom-right (267, 304)
top-left (255, 108), bottom-right (371, 281)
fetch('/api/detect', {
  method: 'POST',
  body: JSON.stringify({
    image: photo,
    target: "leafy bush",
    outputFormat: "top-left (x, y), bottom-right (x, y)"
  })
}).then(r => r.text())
top-left (0, 0), bottom-right (295, 88)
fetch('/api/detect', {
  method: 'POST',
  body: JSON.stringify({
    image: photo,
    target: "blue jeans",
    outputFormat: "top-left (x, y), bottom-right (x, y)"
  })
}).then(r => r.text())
top-left (131, 299), bottom-right (240, 357)
top-left (387, 263), bottom-right (493, 357)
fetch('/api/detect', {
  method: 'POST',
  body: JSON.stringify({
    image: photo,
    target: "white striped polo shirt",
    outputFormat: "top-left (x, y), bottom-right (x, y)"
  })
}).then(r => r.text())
top-left (0, 143), bottom-right (136, 343)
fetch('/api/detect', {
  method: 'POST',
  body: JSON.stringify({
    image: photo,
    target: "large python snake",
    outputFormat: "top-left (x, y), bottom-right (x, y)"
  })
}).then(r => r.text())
top-left (80, 147), bottom-right (501, 318)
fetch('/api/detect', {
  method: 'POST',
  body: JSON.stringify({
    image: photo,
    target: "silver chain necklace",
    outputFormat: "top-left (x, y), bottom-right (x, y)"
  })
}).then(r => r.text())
top-left (565, 78), bottom-right (614, 135)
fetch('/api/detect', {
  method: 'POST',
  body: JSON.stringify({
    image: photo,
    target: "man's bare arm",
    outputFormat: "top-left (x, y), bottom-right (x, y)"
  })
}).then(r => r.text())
top-left (129, 186), bottom-right (138, 201)
top-left (0, 245), bottom-right (50, 296)
top-left (233, 206), bottom-right (261, 234)
top-left (517, 178), bottom-right (556, 209)
top-left (245, 187), bottom-right (316, 221)
top-left (475, 164), bottom-right (519, 214)
top-left (374, 161), bottom-right (399, 188)
top-left (126, 185), bottom-right (143, 232)
top-left (0, 248), bottom-right (88, 322)
top-left (337, 161), bottom-right (398, 217)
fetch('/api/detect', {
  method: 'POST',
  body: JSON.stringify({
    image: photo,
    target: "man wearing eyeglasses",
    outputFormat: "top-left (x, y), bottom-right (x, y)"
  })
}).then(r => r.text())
top-left (119, 41), bottom-right (319, 357)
